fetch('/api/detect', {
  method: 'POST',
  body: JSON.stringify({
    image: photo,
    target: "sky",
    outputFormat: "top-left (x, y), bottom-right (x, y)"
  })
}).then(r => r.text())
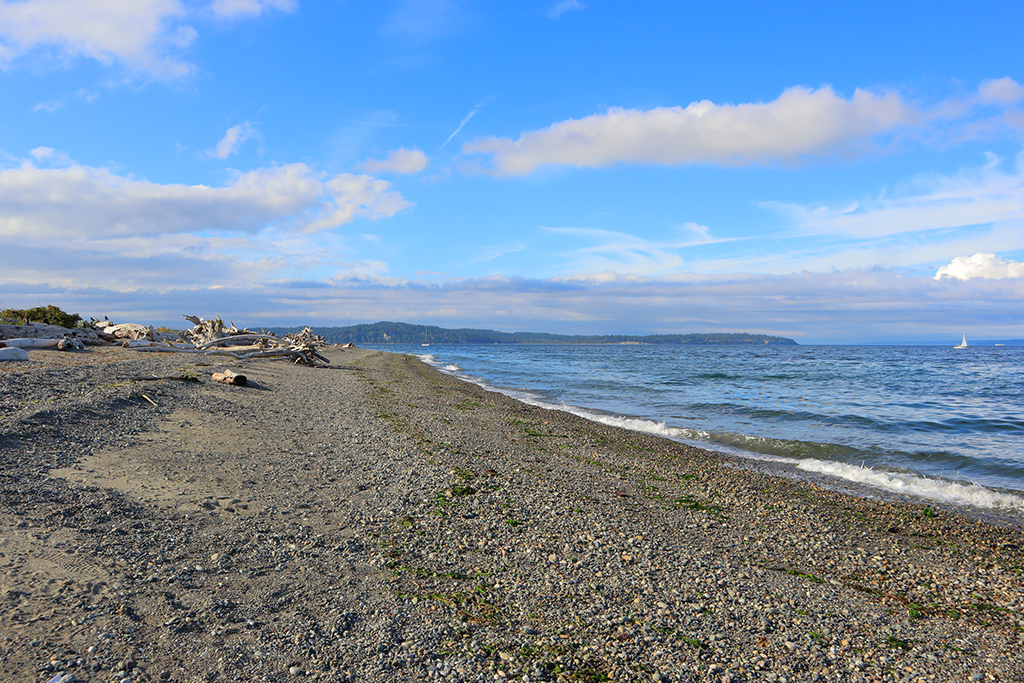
top-left (1, 0), bottom-right (1023, 343)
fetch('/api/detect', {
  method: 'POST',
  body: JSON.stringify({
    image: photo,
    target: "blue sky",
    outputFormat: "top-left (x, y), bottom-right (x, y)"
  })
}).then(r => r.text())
top-left (1, 0), bottom-right (1023, 343)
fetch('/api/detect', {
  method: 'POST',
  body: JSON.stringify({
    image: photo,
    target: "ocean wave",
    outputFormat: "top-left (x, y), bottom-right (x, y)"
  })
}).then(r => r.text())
top-left (794, 460), bottom-right (1024, 511)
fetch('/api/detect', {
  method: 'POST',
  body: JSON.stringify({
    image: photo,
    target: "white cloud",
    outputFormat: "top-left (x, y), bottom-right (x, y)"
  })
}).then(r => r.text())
top-left (547, 0), bottom-right (586, 19)
top-left (0, 0), bottom-right (195, 78)
top-left (207, 122), bottom-right (260, 159)
top-left (0, 159), bottom-right (412, 241)
top-left (462, 80), bottom-right (1023, 176)
top-left (32, 99), bottom-right (63, 112)
top-left (360, 147), bottom-right (429, 174)
top-left (935, 252), bottom-right (1024, 280)
top-left (0, 0), bottom-right (294, 78)
top-left (211, 0), bottom-right (296, 19)
top-left (975, 77), bottom-right (1024, 105)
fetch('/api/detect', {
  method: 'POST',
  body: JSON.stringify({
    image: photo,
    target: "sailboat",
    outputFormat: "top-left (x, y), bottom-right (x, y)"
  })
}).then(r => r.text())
top-left (954, 332), bottom-right (968, 349)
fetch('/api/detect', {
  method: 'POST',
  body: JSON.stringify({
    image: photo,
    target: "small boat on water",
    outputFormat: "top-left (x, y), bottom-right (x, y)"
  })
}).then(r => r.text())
top-left (954, 332), bottom-right (968, 349)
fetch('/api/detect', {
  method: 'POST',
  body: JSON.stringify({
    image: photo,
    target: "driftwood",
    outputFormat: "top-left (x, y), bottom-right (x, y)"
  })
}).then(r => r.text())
top-left (1, 336), bottom-right (86, 351)
top-left (181, 315), bottom-right (253, 346)
top-left (212, 369), bottom-right (247, 386)
top-left (104, 323), bottom-right (155, 341)
top-left (175, 318), bottom-right (329, 367)
top-left (1, 338), bottom-right (60, 348)
top-left (0, 323), bottom-right (105, 345)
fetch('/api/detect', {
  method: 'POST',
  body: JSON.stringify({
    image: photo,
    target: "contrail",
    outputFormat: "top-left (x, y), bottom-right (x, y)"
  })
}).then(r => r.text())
top-left (439, 97), bottom-right (495, 151)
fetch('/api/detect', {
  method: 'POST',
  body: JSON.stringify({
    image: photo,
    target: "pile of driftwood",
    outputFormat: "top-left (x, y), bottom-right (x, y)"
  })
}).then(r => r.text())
top-left (0, 314), bottom-right (337, 366)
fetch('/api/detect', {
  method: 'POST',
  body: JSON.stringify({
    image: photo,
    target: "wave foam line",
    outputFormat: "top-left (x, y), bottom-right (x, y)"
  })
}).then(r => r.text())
top-left (795, 460), bottom-right (1024, 511)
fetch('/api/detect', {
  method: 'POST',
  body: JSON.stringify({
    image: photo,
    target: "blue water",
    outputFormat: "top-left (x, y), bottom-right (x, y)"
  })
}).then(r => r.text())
top-left (369, 344), bottom-right (1024, 513)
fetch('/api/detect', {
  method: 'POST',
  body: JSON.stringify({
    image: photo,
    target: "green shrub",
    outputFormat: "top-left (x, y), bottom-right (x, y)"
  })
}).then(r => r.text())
top-left (0, 305), bottom-right (83, 328)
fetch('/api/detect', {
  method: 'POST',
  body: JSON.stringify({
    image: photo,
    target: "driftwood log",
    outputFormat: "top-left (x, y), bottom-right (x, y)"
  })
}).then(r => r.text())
top-left (211, 369), bottom-right (247, 386)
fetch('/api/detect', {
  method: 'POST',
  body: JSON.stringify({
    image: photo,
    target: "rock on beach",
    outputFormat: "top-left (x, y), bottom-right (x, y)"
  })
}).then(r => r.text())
top-left (0, 346), bottom-right (1021, 682)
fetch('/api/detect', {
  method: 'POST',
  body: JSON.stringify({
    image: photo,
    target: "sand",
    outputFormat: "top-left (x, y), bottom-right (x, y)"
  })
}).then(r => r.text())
top-left (1, 346), bottom-right (1022, 683)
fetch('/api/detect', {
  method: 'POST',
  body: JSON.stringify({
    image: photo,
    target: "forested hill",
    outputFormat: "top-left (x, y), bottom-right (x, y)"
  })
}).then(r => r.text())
top-left (271, 322), bottom-right (798, 346)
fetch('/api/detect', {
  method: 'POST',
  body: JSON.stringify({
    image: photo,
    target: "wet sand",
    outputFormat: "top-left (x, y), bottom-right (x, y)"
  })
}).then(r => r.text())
top-left (1, 347), bottom-right (1022, 682)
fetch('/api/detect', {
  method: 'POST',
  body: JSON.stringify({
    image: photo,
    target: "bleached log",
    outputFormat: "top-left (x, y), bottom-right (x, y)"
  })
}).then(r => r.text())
top-left (195, 334), bottom-right (283, 349)
top-left (1, 337), bottom-right (60, 348)
top-left (212, 369), bottom-right (247, 386)
top-left (123, 339), bottom-right (171, 348)
top-left (0, 324), bottom-right (106, 345)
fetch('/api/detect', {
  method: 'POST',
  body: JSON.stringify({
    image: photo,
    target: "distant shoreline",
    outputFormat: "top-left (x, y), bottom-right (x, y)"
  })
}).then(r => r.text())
top-left (272, 321), bottom-right (799, 346)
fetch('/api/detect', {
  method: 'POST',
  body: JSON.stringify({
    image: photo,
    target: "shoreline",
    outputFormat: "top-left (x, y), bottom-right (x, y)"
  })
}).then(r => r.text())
top-left (1, 347), bottom-right (1022, 682)
top-left (407, 348), bottom-right (1024, 529)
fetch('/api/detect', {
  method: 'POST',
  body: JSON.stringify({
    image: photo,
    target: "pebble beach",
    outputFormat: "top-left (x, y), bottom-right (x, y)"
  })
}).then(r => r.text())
top-left (1, 347), bottom-right (1022, 683)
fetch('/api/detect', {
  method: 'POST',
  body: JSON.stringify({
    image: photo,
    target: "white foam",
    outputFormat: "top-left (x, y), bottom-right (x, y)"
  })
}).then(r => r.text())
top-left (795, 459), bottom-right (1024, 511)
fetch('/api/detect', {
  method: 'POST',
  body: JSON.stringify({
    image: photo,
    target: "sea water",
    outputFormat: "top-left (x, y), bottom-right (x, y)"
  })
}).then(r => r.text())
top-left (368, 344), bottom-right (1024, 515)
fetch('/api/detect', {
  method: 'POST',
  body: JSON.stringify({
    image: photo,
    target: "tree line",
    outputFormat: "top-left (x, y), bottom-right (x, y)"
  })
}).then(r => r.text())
top-left (269, 321), bottom-right (798, 345)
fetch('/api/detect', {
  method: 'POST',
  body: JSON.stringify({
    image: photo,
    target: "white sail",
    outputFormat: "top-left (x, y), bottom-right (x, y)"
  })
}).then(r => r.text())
top-left (954, 332), bottom-right (968, 349)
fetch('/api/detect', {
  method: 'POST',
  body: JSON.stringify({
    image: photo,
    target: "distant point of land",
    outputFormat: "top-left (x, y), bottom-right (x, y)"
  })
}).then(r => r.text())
top-left (270, 322), bottom-right (798, 346)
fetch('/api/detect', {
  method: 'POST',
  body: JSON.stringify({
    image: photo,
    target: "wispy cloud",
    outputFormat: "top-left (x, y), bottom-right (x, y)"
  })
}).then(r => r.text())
top-left (547, 0), bottom-right (586, 19)
top-left (383, 0), bottom-right (463, 44)
top-left (211, 0), bottom-right (297, 19)
top-left (205, 122), bottom-right (261, 159)
top-left (440, 97), bottom-right (495, 150)
top-left (545, 224), bottom-right (741, 276)
top-left (360, 148), bottom-right (430, 174)
top-left (32, 99), bottom-right (64, 113)
top-left (460, 240), bottom-right (527, 266)
top-left (462, 80), bottom-right (1024, 176)
top-left (766, 152), bottom-right (1024, 241)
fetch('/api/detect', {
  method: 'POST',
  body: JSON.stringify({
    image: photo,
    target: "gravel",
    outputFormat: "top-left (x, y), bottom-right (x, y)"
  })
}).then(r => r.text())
top-left (1, 346), bottom-right (1021, 682)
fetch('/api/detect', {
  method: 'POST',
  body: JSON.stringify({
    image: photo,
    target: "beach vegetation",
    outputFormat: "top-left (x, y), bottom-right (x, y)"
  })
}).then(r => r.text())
top-left (921, 506), bottom-right (936, 518)
top-left (1, 304), bottom-right (82, 328)
top-left (885, 635), bottom-right (911, 650)
top-left (681, 636), bottom-right (705, 648)
top-left (453, 467), bottom-right (476, 481)
top-left (908, 603), bottom-right (924, 620)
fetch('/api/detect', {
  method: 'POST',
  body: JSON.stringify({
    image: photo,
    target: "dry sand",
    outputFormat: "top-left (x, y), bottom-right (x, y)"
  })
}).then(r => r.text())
top-left (0, 347), bottom-right (1022, 683)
